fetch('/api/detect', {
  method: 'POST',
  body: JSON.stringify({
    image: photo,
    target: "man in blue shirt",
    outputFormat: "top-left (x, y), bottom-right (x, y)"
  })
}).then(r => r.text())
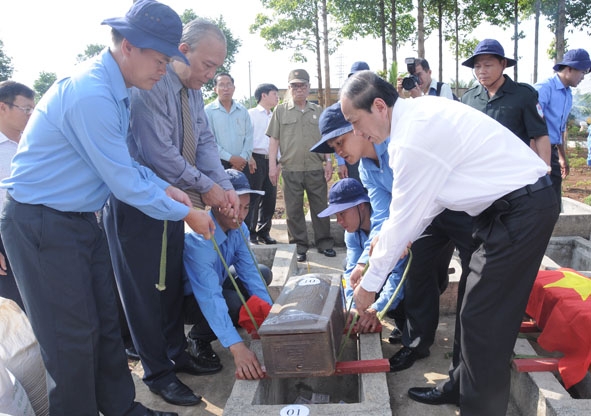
top-left (318, 178), bottom-right (406, 333)
top-left (184, 169), bottom-right (273, 381)
top-left (535, 48), bottom-right (591, 206)
top-left (0, 2), bottom-right (212, 415)
top-left (103, 18), bottom-right (236, 408)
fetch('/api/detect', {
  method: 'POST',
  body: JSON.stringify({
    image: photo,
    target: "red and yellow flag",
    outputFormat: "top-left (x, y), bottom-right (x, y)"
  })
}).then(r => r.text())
top-left (526, 268), bottom-right (591, 389)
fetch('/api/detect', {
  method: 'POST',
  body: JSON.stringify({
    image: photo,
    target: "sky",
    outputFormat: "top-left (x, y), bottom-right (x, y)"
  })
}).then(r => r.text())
top-left (1, 0), bottom-right (590, 101)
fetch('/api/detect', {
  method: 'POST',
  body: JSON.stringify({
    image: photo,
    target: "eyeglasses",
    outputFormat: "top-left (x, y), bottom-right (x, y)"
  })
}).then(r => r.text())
top-left (290, 83), bottom-right (308, 90)
top-left (2, 102), bottom-right (34, 115)
top-left (216, 83), bottom-right (235, 90)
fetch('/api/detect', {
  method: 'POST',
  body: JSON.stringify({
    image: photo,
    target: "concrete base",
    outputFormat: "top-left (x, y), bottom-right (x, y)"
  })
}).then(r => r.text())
top-left (553, 198), bottom-right (591, 239)
top-left (545, 236), bottom-right (591, 272)
top-left (223, 333), bottom-right (390, 416)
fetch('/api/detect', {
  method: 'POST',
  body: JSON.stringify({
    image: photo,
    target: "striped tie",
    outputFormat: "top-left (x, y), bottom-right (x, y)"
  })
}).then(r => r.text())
top-left (180, 87), bottom-right (205, 209)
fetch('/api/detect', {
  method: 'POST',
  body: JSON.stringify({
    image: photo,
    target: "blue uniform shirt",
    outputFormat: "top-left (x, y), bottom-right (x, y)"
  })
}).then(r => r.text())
top-left (535, 74), bottom-right (572, 145)
top-left (183, 213), bottom-right (273, 348)
top-left (1, 49), bottom-right (188, 220)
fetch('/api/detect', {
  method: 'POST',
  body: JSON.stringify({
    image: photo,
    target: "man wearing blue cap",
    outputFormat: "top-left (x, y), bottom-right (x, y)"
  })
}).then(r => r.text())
top-left (103, 18), bottom-right (235, 407)
top-left (535, 48), bottom-right (591, 206)
top-left (318, 178), bottom-right (406, 333)
top-left (183, 169), bottom-right (273, 381)
top-left (0, 1), bottom-right (213, 415)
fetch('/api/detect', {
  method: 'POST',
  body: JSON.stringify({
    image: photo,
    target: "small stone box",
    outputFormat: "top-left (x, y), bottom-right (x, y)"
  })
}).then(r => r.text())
top-left (257, 273), bottom-right (346, 378)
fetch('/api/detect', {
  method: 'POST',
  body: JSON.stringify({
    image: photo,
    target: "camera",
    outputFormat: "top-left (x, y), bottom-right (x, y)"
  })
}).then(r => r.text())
top-left (401, 57), bottom-right (420, 91)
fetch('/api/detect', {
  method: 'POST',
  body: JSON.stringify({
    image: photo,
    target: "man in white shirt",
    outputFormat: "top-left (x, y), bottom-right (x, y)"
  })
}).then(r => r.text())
top-left (340, 70), bottom-right (559, 416)
top-left (0, 80), bottom-right (35, 311)
top-left (246, 83), bottom-right (279, 245)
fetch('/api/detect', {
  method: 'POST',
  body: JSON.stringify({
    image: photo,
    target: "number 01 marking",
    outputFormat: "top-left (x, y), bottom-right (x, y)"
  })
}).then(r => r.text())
top-left (279, 404), bottom-right (310, 416)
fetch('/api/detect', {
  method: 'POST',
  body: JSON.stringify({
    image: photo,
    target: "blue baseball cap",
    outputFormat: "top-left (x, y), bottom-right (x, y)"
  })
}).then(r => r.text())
top-left (348, 61), bottom-right (370, 77)
top-left (553, 49), bottom-right (591, 72)
top-left (102, 0), bottom-right (189, 65)
top-left (226, 169), bottom-right (264, 196)
top-left (318, 179), bottom-right (369, 218)
top-left (462, 39), bottom-right (516, 68)
top-left (310, 102), bottom-right (353, 154)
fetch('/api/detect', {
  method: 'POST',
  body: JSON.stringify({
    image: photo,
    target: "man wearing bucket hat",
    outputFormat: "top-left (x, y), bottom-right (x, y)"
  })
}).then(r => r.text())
top-left (183, 169), bottom-right (273, 381)
top-left (103, 18), bottom-right (235, 407)
top-left (0, 1), bottom-right (213, 415)
top-left (318, 178), bottom-right (407, 333)
top-left (461, 39), bottom-right (551, 166)
top-left (312, 102), bottom-right (468, 373)
top-left (535, 48), bottom-right (591, 206)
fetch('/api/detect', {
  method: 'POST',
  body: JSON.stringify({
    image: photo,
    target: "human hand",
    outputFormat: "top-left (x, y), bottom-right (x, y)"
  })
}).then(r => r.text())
top-left (353, 285), bottom-right (375, 317)
top-left (230, 342), bottom-right (265, 380)
top-left (249, 158), bottom-right (257, 175)
top-left (229, 156), bottom-right (248, 171)
top-left (355, 307), bottom-right (380, 333)
top-left (560, 159), bottom-right (570, 179)
top-left (324, 161), bottom-right (333, 182)
top-left (349, 263), bottom-right (366, 290)
top-left (184, 209), bottom-right (215, 239)
top-left (269, 163), bottom-right (280, 186)
top-left (338, 164), bottom-right (348, 179)
top-left (165, 185), bottom-right (191, 207)
top-left (201, 183), bottom-right (228, 208)
top-left (225, 189), bottom-right (240, 221)
top-left (0, 252), bottom-right (7, 276)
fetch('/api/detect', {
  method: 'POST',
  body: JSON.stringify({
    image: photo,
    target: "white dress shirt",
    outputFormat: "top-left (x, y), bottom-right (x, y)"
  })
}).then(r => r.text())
top-left (362, 96), bottom-right (547, 292)
top-left (249, 104), bottom-right (272, 155)
top-left (0, 132), bottom-right (18, 210)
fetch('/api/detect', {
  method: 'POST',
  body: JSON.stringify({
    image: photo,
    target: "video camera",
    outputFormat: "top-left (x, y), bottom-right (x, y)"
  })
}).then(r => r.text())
top-left (401, 57), bottom-right (421, 91)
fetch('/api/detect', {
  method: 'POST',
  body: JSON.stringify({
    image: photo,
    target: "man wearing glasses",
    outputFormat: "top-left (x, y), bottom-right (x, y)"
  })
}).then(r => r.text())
top-left (267, 69), bottom-right (335, 262)
top-left (535, 48), bottom-right (591, 207)
top-left (0, 80), bottom-right (35, 311)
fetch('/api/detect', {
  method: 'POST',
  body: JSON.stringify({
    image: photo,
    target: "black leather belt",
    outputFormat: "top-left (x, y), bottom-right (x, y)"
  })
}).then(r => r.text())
top-left (501, 175), bottom-right (552, 202)
top-left (252, 153), bottom-right (269, 159)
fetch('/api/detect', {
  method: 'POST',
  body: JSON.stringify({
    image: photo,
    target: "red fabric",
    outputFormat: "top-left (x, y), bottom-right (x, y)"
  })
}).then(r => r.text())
top-left (238, 295), bottom-right (272, 334)
top-left (525, 268), bottom-right (591, 388)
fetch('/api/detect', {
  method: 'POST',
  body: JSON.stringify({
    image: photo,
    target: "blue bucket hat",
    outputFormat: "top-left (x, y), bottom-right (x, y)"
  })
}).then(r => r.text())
top-left (318, 179), bottom-right (370, 218)
top-left (310, 102), bottom-right (353, 154)
top-left (348, 61), bottom-right (370, 77)
top-left (102, 0), bottom-right (189, 65)
top-left (553, 49), bottom-right (591, 72)
top-left (226, 169), bottom-right (264, 196)
top-left (462, 39), bottom-right (516, 68)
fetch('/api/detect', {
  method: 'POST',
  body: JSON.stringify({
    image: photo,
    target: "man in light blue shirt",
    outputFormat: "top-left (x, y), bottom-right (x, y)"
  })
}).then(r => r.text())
top-left (0, 2), bottom-right (212, 415)
top-left (205, 73), bottom-right (253, 173)
top-left (318, 178), bottom-right (407, 333)
top-left (184, 169), bottom-right (272, 381)
top-left (535, 48), bottom-right (591, 205)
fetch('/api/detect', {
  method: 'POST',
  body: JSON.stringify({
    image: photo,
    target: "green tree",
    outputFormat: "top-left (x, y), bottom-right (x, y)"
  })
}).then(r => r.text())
top-left (180, 9), bottom-right (242, 98)
top-left (0, 40), bottom-right (14, 81)
top-left (76, 44), bottom-right (106, 63)
top-left (33, 71), bottom-right (57, 99)
top-left (540, 0), bottom-right (591, 62)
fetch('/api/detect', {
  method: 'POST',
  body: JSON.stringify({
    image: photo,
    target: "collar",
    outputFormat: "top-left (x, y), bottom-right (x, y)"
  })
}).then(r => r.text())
top-left (255, 104), bottom-right (271, 115)
top-left (551, 73), bottom-right (570, 91)
top-left (101, 48), bottom-right (132, 107)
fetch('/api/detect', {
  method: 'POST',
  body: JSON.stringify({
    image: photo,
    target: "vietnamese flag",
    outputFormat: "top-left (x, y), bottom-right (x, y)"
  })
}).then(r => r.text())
top-left (525, 268), bottom-right (591, 389)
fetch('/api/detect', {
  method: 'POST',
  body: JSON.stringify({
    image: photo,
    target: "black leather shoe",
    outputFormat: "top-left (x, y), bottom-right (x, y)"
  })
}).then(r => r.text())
top-left (258, 233), bottom-right (277, 245)
top-left (297, 253), bottom-right (307, 262)
top-left (176, 355), bottom-right (222, 376)
top-left (388, 327), bottom-right (402, 344)
top-left (389, 346), bottom-right (429, 372)
top-left (145, 409), bottom-right (179, 416)
top-left (249, 236), bottom-right (259, 245)
top-left (408, 387), bottom-right (459, 406)
top-left (125, 346), bottom-right (140, 361)
top-left (187, 337), bottom-right (221, 365)
top-left (149, 379), bottom-right (201, 406)
top-left (318, 248), bottom-right (336, 257)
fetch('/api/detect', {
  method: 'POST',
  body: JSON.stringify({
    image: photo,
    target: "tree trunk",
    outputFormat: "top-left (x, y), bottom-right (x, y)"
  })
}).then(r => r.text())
top-left (513, 0), bottom-right (518, 81)
top-left (533, 0), bottom-right (540, 83)
top-left (555, 0), bottom-right (566, 62)
top-left (454, 0), bottom-right (459, 96)
top-left (313, 3), bottom-right (324, 106)
top-left (381, 0), bottom-right (388, 73)
top-left (321, 0), bottom-right (331, 106)
top-left (417, 0), bottom-right (425, 58)
top-left (391, 0), bottom-right (398, 66)
top-left (438, 1), bottom-right (443, 82)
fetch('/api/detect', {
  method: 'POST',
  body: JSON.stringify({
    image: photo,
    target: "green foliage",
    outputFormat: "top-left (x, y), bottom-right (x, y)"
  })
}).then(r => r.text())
top-left (583, 194), bottom-right (591, 206)
top-left (33, 71), bottom-right (57, 100)
top-left (76, 44), bottom-right (105, 63)
top-left (0, 40), bottom-right (14, 81)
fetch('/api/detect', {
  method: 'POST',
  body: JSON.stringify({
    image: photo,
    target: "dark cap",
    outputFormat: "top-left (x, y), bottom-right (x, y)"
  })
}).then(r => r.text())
top-left (348, 61), bottom-right (370, 77)
top-left (553, 48), bottom-right (591, 71)
top-left (226, 169), bottom-right (264, 196)
top-left (310, 102), bottom-right (353, 154)
top-left (288, 69), bottom-right (310, 84)
top-left (462, 39), bottom-right (516, 68)
top-left (101, 0), bottom-right (189, 65)
top-left (318, 179), bottom-right (370, 218)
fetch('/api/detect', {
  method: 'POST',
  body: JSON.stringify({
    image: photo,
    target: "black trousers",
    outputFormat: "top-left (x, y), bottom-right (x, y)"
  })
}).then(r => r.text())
top-left (0, 236), bottom-right (24, 311)
top-left (245, 153), bottom-right (277, 237)
top-left (103, 197), bottom-right (190, 390)
top-left (549, 145), bottom-right (562, 209)
top-left (402, 209), bottom-right (475, 354)
top-left (0, 197), bottom-right (144, 416)
top-left (441, 180), bottom-right (559, 416)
